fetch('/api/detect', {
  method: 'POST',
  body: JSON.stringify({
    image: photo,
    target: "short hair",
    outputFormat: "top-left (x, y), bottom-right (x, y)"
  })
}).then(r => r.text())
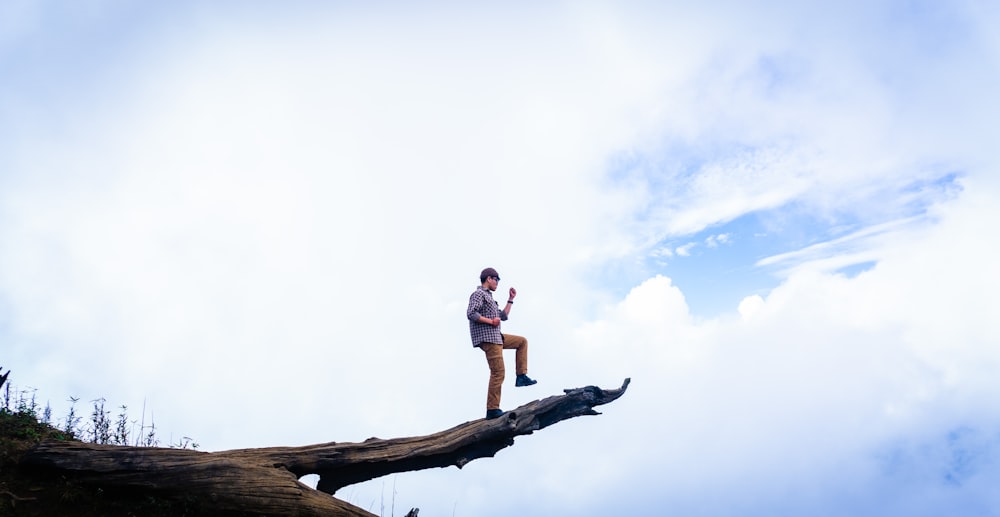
top-left (480, 267), bottom-right (499, 283)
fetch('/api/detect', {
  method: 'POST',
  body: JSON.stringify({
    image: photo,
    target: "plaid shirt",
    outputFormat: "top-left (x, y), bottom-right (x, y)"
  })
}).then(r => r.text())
top-left (467, 286), bottom-right (508, 346)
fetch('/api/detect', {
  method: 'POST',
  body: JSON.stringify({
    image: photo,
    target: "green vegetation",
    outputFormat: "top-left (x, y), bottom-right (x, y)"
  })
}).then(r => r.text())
top-left (1, 368), bottom-right (407, 516)
top-left (0, 368), bottom-right (201, 516)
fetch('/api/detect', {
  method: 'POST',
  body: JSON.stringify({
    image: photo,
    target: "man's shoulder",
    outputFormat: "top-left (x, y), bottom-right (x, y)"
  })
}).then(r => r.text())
top-left (469, 286), bottom-right (495, 306)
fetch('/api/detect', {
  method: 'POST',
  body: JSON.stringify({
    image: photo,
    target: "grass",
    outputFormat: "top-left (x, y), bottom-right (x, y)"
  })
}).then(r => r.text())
top-left (0, 368), bottom-right (203, 516)
top-left (0, 368), bottom-right (417, 517)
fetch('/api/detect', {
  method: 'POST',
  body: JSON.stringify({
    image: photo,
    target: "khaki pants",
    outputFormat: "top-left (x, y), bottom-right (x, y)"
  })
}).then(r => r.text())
top-left (479, 333), bottom-right (528, 410)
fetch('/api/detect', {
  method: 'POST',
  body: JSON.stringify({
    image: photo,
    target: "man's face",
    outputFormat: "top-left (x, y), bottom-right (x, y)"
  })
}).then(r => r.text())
top-left (486, 275), bottom-right (499, 291)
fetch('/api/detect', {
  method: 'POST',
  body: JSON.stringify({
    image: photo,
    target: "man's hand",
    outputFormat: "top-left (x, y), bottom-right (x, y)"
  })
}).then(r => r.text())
top-left (509, 287), bottom-right (517, 300)
top-left (491, 317), bottom-right (501, 326)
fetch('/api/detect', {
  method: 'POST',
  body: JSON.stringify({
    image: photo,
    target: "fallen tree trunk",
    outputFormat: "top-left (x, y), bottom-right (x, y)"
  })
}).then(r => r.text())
top-left (23, 379), bottom-right (630, 516)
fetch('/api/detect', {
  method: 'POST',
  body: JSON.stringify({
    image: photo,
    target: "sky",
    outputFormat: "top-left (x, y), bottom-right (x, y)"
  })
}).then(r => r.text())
top-left (1, 1), bottom-right (999, 515)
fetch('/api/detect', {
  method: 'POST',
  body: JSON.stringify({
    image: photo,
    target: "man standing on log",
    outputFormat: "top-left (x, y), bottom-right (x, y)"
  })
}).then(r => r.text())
top-left (467, 267), bottom-right (537, 419)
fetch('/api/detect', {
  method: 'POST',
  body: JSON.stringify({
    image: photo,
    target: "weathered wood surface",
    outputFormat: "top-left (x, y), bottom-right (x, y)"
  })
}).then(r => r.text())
top-left (23, 379), bottom-right (630, 516)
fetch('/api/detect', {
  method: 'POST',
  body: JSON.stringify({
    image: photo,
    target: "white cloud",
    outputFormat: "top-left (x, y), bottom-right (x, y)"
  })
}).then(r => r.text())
top-left (650, 246), bottom-right (674, 258)
top-left (1, 2), bottom-right (998, 516)
top-left (705, 232), bottom-right (731, 248)
top-left (0, 1), bottom-right (665, 453)
top-left (674, 242), bottom-right (697, 257)
top-left (568, 180), bottom-right (1000, 513)
top-left (737, 293), bottom-right (764, 320)
top-left (756, 215), bottom-right (923, 275)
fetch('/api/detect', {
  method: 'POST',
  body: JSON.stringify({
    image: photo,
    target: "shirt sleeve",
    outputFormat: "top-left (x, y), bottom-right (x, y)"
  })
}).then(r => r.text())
top-left (467, 290), bottom-right (484, 322)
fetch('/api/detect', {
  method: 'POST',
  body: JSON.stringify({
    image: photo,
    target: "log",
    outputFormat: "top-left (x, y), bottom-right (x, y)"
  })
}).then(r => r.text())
top-left (22, 379), bottom-right (630, 516)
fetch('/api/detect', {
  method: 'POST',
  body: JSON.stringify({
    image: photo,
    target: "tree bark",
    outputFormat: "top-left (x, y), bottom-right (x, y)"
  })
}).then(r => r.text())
top-left (22, 379), bottom-right (629, 516)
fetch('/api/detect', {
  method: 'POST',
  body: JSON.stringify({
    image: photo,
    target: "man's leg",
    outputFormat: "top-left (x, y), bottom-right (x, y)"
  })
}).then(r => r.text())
top-left (501, 334), bottom-right (528, 375)
top-left (503, 334), bottom-right (536, 387)
top-left (479, 343), bottom-right (504, 410)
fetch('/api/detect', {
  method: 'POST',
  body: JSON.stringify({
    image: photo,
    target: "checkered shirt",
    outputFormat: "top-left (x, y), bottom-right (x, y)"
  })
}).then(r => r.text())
top-left (467, 286), bottom-right (507, 346)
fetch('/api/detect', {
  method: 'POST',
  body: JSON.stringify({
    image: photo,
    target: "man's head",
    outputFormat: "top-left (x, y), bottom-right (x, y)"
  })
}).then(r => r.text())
top-left (480, 267), bottom-right (500, 289)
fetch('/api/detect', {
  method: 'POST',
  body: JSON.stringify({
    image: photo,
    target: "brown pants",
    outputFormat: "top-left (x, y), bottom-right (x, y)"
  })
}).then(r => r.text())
top-left (479, 334), bottom-right (528, 410)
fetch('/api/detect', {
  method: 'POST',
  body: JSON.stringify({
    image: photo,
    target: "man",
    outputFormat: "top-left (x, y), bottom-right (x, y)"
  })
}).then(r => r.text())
top-left (466, 267), bottom-right (537, 419)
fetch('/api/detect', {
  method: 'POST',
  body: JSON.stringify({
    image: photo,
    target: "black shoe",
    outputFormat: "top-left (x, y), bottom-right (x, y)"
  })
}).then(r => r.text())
top-left (515, 374), bottom-right (537, 387)
top-left (485, 409), bottom-right (504, 419)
